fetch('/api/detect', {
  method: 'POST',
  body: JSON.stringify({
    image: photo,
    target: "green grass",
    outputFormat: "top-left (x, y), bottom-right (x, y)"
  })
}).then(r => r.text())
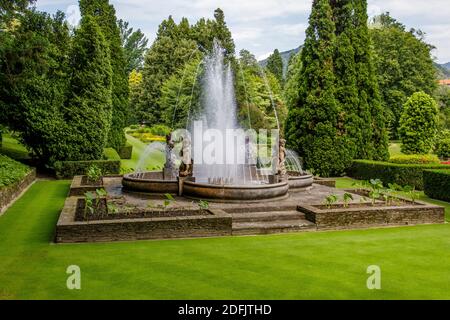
top-left (389, 141), bottom-right (403, 157)
top-left (336, 177), bottom-right (450, 221)
top-left (0, 180), bottom-right (450, 300)
top-left (0, 133), bottom-right (30, 161)
top-left (120, 134), bottom-right (165, 172)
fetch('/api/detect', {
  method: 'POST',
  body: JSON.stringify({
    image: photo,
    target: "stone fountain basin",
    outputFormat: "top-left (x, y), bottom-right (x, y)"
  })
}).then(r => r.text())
top-left (182, 180), bottom-right (289, 202)
top-left (287, 172), bottom-right (314, 190)
top-left (122, 171), bottom-right (178, 194)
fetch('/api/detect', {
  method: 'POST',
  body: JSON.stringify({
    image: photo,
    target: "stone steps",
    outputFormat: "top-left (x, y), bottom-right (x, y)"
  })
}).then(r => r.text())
top-left (232, 219), bottom-right (316, 236)
top-left (231, 210), bottom-right (306, 223)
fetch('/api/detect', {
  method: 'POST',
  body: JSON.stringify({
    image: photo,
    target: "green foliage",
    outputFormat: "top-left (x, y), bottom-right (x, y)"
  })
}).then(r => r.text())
top-left (118, 144), bottom-right (133, 160)
top-left (389, 154), bottom-right (440, 164)
top-left (0, 154), bottom-right (31, 188)
top-left (86, 165), bottom-right (103, 183)
top-left (399, 92), bottom-right (439, 154)
top-left (370, 13), bottom-right (437, 138)
top-left (62, 15), bottom-right (112, 161)
top-left (159, 57), bottom-right (202, 129)
top-left (79, 0), bottom-right (129, 151)
top-left (103, 148), bottom-right (121, 161)
top-left (436, 86), bottom-right (450, 130)
top-left (285, 0), bottom-right (387, 177)
top-left (423, 170), bottom-right (450, 202)
top-left (235, 52), bottom-right (286, 131)
top-left (118, 19), bottom-right (148, 73)
top-left (198, 200), bottom-right (209, 211)
top-left (266, 49), bottom-right (284, 85)
top-left (54, 160), bottom-right (120, 179)
top-left (435, 130), bottom-right (450, 159)
top-left (343, 193), bottom-right (354, 208)
top-left (0, 9), bottom-right (71, 164)
top-left (323, 194), bottom-right (338, 209)
top-left (349, 160), bottom-right (450, 190)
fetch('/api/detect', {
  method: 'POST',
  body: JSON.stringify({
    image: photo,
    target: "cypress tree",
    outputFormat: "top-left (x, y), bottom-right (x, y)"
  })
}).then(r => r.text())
top-left (212, 8), bottom-right (235, 58)
top-left (352, 0), bottom-right (389, 160)
top-left (285, 0), bottom-right (353, 177)
top-left (79, 0), bottom-right (129, 151)
top-left (62, 15), bottom-right (112, 160)
top-left (266, 49), bottom-right (284, 85)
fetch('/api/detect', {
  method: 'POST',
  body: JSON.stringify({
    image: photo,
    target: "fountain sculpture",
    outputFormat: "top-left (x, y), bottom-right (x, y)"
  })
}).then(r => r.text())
top-left (123, 42), bottom-right (313, 201)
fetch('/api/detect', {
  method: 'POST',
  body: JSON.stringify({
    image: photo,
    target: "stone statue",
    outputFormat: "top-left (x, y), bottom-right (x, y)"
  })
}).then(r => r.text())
top-left (277, 139), bottom-right (287, 179)
top-left (163, 134), bottom-right (178, 179)
top-left (179, 135), bottom-right (193, 177)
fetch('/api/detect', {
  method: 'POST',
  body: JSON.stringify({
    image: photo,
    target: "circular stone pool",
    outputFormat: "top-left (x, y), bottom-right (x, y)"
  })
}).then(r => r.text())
top-left (182, 180), bottom-right (289, 202)
top-left (122, 171), bottom-right (178, 194)
top-left (287, 171), bottom-right (314, 190)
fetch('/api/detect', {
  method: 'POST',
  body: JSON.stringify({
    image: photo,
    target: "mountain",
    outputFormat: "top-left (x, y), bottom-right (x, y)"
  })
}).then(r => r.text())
top-left (435, 62), bottom-right (450, 79)
top-left (259, 46), bottom-right (302, 75)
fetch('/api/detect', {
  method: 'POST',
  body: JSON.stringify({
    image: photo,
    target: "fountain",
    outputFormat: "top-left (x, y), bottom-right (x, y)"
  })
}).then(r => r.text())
top-left (123, 41), bottom-right (313, 201)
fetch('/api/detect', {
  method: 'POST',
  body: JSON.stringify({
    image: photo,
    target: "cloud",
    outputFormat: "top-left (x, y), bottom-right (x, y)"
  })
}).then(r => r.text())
top-left (35, 0), bottom-right (450, 63)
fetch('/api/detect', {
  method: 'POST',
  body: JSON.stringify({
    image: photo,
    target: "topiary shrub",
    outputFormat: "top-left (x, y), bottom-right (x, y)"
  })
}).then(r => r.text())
top-left (348, 160), bottom-right (450, 190)
top-left (424, 170), bottom-right (450, 202)
top-left (149, 125), bottom-right (171, 137)
top-left (54, 160), bottom-right (121, 179)
top-left (118, 144), bottom-right (133, 160)
top-left (435, 130), bottom-right (450, 159)
top-left (399, 92), bottom-right (439, 154)
top-left (389, 154), bottom-right (440, 164)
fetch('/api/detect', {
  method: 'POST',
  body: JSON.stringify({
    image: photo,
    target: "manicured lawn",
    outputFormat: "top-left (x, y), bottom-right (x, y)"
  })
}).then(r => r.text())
top-left (120, 134), bottom-right (165, 172)
top-left (0, 180), bottom-right (449, 300)
top-left (0, 133), bottom-right (30, 161)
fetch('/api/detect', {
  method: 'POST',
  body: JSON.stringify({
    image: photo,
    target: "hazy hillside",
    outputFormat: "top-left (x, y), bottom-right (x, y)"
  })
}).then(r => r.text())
top-left (259, 46), bottom-right (302, 75)
top-left (435, 62), bottom-right (450, 79)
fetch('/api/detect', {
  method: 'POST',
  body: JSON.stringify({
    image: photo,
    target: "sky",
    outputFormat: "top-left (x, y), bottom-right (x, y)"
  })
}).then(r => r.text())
top-left (36, 0), bottom-right (450, 63)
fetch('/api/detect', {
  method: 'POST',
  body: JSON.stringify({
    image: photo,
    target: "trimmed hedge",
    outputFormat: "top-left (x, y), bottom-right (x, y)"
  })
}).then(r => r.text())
top-left (348, 160), bottom-right (450, 190)
top-left (118, 144), bottom-right (133, 160)
top-left (389, 154), bottom-right (440, 164)
top-left (103, 148), bottom-right (121, 160)
top-left (424, 170), bottom-right (450, 202)
top-left (54, 160), bottom-right (121, 179)
top-left (0, 155), bottom-right (32, 188)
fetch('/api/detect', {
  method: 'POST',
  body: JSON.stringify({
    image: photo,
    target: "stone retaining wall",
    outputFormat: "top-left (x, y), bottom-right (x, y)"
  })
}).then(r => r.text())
top-left (298, 200), bottom-right (445, 230)
top-left (55, 197), bottom-right (232, 243)
top-left (0, 169), bottom-right (36, 214)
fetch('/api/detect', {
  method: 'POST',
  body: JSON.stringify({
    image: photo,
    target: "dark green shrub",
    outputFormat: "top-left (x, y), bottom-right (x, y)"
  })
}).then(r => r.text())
top-left (389, 154), bottom-right (440, 164)
top-left (54, 160), bottom-right (120, 179)
top-left (0, 155), bottom-right (31, 188)
top-left (348, 160), bottom-right (450, 190)
top-left (435, 130), bottom-right (450, 159)
top-left (424, 170), bottom-right (450, 202)
top-left (399, 92), bottom-right (439, 154)
top-left (118, 144), bottom-right (133, 160)
top-left (149, 125), bottom-right (171, 137)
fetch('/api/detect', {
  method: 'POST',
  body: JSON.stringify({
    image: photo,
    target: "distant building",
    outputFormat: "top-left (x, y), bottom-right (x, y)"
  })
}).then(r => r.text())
top-left (438, 79), bottom-right (450, 86)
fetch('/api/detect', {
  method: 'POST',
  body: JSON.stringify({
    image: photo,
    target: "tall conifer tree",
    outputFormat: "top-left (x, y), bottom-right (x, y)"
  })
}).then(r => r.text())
top-left (285, 0), bottom-right (353, 177)
top-left (79, 0), bottom-right (129, 151)
top-left (63, 15), bottom-right (112, 160)
top-left (266, 49), bottom-right (284, 85)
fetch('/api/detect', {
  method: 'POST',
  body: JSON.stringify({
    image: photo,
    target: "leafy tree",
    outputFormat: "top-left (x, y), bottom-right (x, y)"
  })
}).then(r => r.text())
top-left (436, 85), bottom-right (450, 130)
top-left (399, 92), bottom-right (439, 154)
top-left (212, 8), bottom-right (235, 59)
top-left (159, 56), bottom-right (203, 129)
top-left (79, 0), bottom-right (129, 151)
top-left (285, 0), bottom-right (354, 177)
top-left (139, 17), bottom-right (198, 124)
top-left (128, 70), bottom-right (143, 125)
top-left (435, 130), bottom-right (450, 159)
top-left (266, 49), bottom-right (284, 85)
top-left (118, 19), bottom-right (148, 73)
top-left (236, 49), bottom-right (286, 130)
top-left (62, 15), bottom-right (112, 161)
top-left (0, 9), bottom-right (71, 164)
top-left (284, 52), bottom-right (302, 115)
top-left (370, 13), bottom-right (437, 138)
